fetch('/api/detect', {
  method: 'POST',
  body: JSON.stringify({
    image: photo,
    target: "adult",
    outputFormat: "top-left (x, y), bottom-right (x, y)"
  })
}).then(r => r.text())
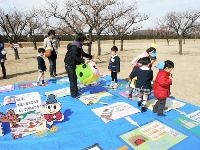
top-left (0, 35), bottom-right (6, 79)
top-left (64, 33), bottom-right (95, 98)
top-left (44, 30), bottom-right (58, 77)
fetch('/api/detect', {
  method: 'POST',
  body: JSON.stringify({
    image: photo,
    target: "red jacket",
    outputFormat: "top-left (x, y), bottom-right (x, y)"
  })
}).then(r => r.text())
top-left (154, 70), bottom-right (172, 99)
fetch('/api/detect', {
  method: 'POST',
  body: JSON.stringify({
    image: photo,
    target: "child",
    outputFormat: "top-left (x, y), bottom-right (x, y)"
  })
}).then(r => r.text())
top-left (128, 57), bottom-right (144, 98)
top-left (108, 46), bottom-right (120, 89)
top-left (37, 48), bottom-right (47, 86)
top-left (131, 46), bottom-right (156, 65)
top-left (153, 60), bottom-right (174, 116)
top-left (129, 57), bottom-right (153, 112)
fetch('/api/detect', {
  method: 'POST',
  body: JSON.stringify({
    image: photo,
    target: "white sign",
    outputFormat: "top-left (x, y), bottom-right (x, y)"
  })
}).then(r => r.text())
top-left (14, 92), bottom-right (42, 114)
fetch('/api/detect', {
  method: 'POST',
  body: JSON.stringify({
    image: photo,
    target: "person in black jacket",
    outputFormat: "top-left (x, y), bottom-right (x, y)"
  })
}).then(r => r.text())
top-left (0, 35), bottom-right (6, 79)
top-left (64, 33), bottom-right (95, 98)
top-left (108, 46), bottom-right (120, 89)
top-left (37, 48), bottom-right (47, 86)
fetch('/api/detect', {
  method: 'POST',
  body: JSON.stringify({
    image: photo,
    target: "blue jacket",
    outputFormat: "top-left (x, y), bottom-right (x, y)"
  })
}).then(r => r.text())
top-left (108, 55), bottom-right (120, 72)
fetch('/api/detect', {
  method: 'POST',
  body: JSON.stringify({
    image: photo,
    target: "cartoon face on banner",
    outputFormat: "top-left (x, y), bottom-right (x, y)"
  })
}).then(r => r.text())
top-left (88, 60), bottom-right (101, 76)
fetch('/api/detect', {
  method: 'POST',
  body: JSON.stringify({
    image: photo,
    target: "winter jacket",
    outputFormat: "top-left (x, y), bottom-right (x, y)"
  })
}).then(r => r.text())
top-left (129, 66), bottom-right (153, 89)
top-left (154, 70), bottom-right (172, 99)
top-left (37, 55), bottom-right (46, 71)
top-left (108, 54), bottom-right (120, 72)
top-left (64, 41), bottom-right (92, 68)
top-left (44, 37), bottom-right (58, 59)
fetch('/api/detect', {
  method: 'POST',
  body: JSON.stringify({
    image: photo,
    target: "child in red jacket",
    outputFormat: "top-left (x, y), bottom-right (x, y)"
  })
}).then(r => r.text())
top-left (153, 60), bottom-right (174, 116)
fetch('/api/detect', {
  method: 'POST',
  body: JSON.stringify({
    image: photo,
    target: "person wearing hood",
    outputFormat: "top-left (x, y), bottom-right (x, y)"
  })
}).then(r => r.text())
top-left (64, 33), bottom-right (95, 98)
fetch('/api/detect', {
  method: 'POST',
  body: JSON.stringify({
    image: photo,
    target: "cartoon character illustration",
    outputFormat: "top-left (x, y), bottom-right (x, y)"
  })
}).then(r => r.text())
top-left (43, 94), bottom-right (64, 128)
top-left (0, 109), bottom-right (20, 127)
top-left (100, 109), bottom-right (114, 122)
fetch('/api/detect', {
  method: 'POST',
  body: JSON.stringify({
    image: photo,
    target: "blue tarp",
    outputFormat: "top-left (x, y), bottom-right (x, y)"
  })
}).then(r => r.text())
top-left (0, 75), bottom-right (200, 150)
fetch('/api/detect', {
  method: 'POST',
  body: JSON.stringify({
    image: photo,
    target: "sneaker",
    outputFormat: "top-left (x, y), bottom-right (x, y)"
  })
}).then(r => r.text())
top-left (141, 107), bottom-right (147, 112)
top-left (37, 82), bottom-right (42, 86)
top-left (51, 75), bottom-right (56, 78)
top-left (109, 81), bottom-right (114, 88)
top-left (138, 101), bottom-right (142, 107)
top-left (42, 82), bottom-right (45, 86)
top-left (157, 113), bottom-right (166, 117)
top-left (113, 83), bottom-right (119, 89)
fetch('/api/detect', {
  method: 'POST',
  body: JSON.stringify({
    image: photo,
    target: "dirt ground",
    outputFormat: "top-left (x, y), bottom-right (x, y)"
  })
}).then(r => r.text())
top-left (1, 39), bottom-right (200, 106)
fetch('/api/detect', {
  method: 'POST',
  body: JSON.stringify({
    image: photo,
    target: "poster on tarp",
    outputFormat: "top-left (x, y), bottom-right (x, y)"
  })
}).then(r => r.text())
top-left (92, 102), bottom-right (140, 123)
top-left (146, 98), bottom-right (185, 112)
top-left (14, 92), bottom-right (42, 114)
top-left (78, 91), bottom-right (115, 105)
top-left (172, 110), bottom-right (200, 136)
top-left (45, 87), bottom-right (70, 98)
top-left (118, 91), bottom-right (137, 99)
top-left (0, 85), bottom-right (14, 93)
top-left (18, 82), bottom-right (49, 89)
top-left (120, 120), bottom-right (187, 150)
top-left (3, 95), bottom-right (17, 105)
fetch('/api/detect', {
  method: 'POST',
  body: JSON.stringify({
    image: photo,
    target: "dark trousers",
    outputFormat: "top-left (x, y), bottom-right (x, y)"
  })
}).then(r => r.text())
top-left (153, 99), bottom-right (166, 115)
top-left (48, 58), bottom-right (56, 76)
top-left (65, 65), bottom-right (78, 98)
top-left (111, 72), bottom-right (118, 83)
top-left (1, 62), bottom-right (6, 78)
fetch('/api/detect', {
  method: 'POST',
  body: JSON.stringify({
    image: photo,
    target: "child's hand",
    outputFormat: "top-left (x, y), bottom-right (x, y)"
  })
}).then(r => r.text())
top-left (169, 74), bottom-right (173, 79)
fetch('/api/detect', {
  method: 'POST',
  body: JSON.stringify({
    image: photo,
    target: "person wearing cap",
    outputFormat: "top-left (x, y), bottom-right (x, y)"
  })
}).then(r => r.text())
top-left (64, 33), bottom-right (95, 98)
top-left (44, 30), bottom-right (59, 78)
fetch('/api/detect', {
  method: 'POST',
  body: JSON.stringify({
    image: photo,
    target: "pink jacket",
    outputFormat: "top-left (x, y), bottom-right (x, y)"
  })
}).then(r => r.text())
top-left (131, 51), bottom-right (149, 64)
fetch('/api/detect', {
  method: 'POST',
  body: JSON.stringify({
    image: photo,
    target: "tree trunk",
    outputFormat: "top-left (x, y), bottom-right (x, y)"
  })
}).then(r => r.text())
top-left (33, 41), bottom-right (37, 50)
top-left (97, 38), bottom-right (101, 56)
top-left (14, 48), bottom-right (20, 59)
top-left (178, 37), bottom-right (183, 55)
top-left (154, 38), bottom-right (156, 43)
top-left (88, 31), bottom-right (93, 55)
top-left (183, 38), bottom-right (186, 44)
top-left (113, 38), bottom-right (116, 46)
top-left (120, 38), bottom-right (123, 51)
top-left (166, 39), bottom-right (170, 46)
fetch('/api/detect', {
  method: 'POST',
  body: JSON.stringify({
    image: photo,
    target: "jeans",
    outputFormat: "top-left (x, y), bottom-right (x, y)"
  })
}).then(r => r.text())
top-left (65, 65), bottom-right (78, 97)
top-left (48, 58), bottom-right (56, 76)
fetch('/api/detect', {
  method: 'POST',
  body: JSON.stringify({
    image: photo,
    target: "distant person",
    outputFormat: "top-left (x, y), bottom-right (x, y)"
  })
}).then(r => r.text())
top-left (36, 48), bottom-right (46, 86)
top-left (153, 60), bottom-right (174, 116)
top-left (108, 46), bottom-right (120, 89)
top-left (64, 33), bottom-right (95, 98)
top-left (131, 43), bottom-right (156, 65)
top-left (129, 57), bottom-right (153, 112)
top-left (44, 30), bottom-right (58, 78)
top-left (0, 35), bottom-right (6, 79)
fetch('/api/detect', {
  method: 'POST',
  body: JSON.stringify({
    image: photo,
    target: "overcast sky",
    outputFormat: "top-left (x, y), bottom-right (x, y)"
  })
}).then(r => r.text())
top-left (1, 0), bottom-right (200, 29)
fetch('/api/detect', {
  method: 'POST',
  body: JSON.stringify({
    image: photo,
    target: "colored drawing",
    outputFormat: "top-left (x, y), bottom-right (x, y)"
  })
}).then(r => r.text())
top-left (18, 82), bottom-right (49, 89)
top-left (146, 98), bottom-right (185, 112)
top-left (172, 110), bottom-right (200, 136)
top-left (92, 102), bottom-right (140, 123)
top-left (45, 87), bottom-right (70, 98)
top-left (3, 95), bottom-right (17, 105)
top-left (118, 91), bottom-right (137, 99)
top-left (78, 91), bottom-right (115, 105)
top-left (120, 120), bottom-right (187, 150)
top-left (11, 110), bottom-right (47, 140)
top-left (0, 85), bottom-right (14, 93)
top-left (55, 78), bottom-right (69, 84)
top-left (34, 126), bottom-right (58, 138)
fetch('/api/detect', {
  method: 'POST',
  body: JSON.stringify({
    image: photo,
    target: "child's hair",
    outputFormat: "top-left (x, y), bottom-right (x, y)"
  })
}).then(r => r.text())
top-left (141, 57), bottom-right (151, 65)
top-left (38, 48), bottom-right (45, 53)
top-left (111, 46), bottom-right (118, 51)
top-left (149, 55), bottom-right (157, 61)
top-left (48, 30), bottom-right (56, 36)
top-left (146, 47), bottom-right (156, 53)
top-left (164, 60), bottom-right (174, 69)
top-left (75, 33), bottom-right (87, 42)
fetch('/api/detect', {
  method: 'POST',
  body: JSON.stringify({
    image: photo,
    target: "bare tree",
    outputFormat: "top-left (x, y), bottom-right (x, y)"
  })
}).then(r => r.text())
top-left (110, 1), bottom-right (148, 51)
top-left (0, 8), bottom-right (31, 59)
top-left (164, 10), bottom-right (200, 55)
